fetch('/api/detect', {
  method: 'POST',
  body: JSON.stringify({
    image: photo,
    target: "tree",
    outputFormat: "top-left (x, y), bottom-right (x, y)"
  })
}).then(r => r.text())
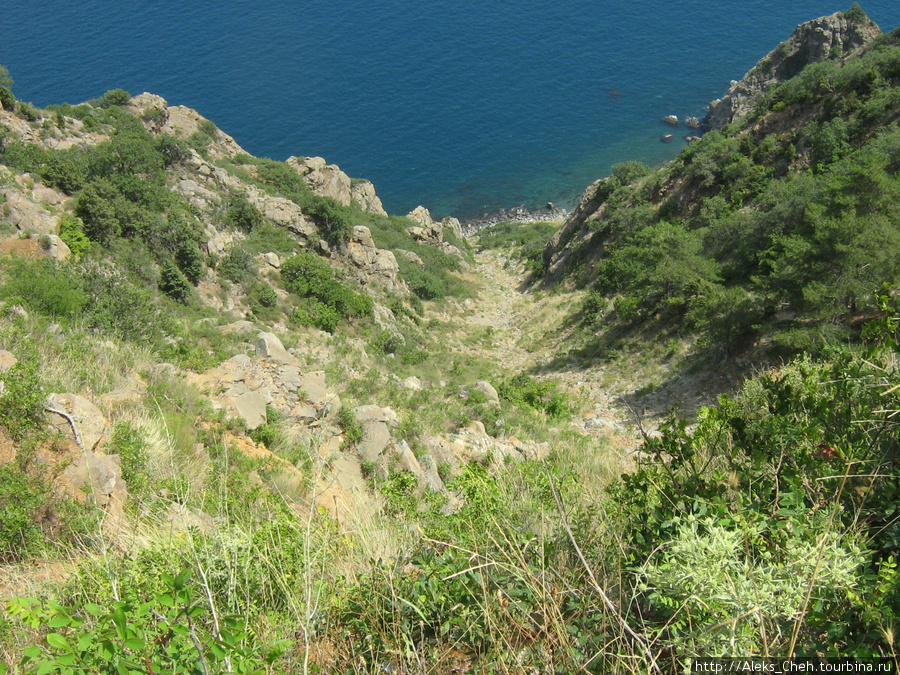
top-left (0, 64), bottom-right (14, 111)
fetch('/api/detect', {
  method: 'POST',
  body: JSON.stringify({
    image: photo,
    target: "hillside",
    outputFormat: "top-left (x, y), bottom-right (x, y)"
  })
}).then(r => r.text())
top-left (1, 4), bottom-right (900, 672)
top-left (543, 6), bottom-right (900, 368)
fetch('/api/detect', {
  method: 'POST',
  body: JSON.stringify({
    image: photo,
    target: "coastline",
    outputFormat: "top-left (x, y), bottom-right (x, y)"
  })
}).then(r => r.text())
top-left (460, 204), bottom-right (569, 236)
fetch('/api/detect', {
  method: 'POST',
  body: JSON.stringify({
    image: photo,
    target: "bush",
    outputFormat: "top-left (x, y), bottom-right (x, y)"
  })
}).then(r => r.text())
top-left (497, 373), bottom-right (570, 420)
top-left (109, 421), bottom-right (151, 497)
top-left (0, 355), bottom-right (45, 442)
top-left (225, 192), bottom-right (265, 232)
top-left (282, 251), bottom-right (373, 328)
top-left (0, 86), bottom-right (14, 111)
top-left (218, 247), bottom-right (255, 283)
top-left (99, 88), bottom-right (131, 108)
top-left (158, 262), bottom-right (192, 303)
top-left (58, 214), bottom-right (92, 260)
top-left (0, 257), bottom-right (88, 319)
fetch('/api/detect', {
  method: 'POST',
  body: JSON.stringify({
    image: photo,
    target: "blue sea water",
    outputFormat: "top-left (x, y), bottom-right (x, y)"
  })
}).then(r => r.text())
top-left (2, 1), bottom-right (900, 219)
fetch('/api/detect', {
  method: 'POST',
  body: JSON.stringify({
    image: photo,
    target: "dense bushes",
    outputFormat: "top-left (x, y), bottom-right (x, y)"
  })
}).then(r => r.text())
top-left (608, 305), bottom-right (900, 659)
top-left (281, 251), bottom-right (372, 332)
top-left (567, 41), bottom-right (900, 353)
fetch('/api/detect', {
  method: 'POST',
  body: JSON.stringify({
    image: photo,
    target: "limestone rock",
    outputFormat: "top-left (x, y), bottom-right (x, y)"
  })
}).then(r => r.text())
top-left (347, 226), bottom-right (403, 293)
top-left (38, 234), bottom-right (71, 261)
top-left (663, 115), bottom-right (679, 126)
top-left (0, 351), bottom-right (17, 371)
top-left (46, 393), bottom-right (109, 451)
top-left (2, 189), bottom-right (58, 235)
top-left (287, 156), bottom-right (352, 207)
top-left (58, 447), bottom-right (127, 513)
top-left (350, 179), bottom-right (387, 216)
top-left (256, 332), bottom-right (298, 366)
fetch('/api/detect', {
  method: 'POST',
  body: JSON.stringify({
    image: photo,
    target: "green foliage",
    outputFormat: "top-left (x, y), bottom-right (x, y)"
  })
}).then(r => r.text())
top-left (497, 373), bottom-right (570, 420)
top-left (842, 2), bottom-right (869, 22)
top-left (610, 310), bottom-right (900, 658)
top-left (245, 281), bottom-right (277, 309)
top-left (159, 262), bottom-right (192, 303)
top-left (364, 214), bottom-right (475, 300)
top-left (0, 86), bottom-right (15, 112)
top-left (175, 241), bottom-right (205, 285)
top-left (10, 569), bottom-right (280, 673)
top-left (0, 464), bottom-right (51, 563)
top-left (224, 192), bottom-right (264, 232)
top-left (218, 247), bottom-right (255, 284)
top-left (581, 290), bottom-right (605, 325)
top-left (0, 257), bottom-right (88, 319)
top-left (98, 88), bottom-right (131, 108)
top-left (0, 353), bottom-right (44, 443)
top-left (58, 214), bottom-right (92, 260)
top-left (598, 221), bottom-right (720, 321)
top-left (337, 403), bottom-right (363, 446)
top-left (306, 195), bottom-right (352, 245)
top-left (281, 251), bottom-right (372, 331)
top-left (109, 421), bottom-right (151, 498)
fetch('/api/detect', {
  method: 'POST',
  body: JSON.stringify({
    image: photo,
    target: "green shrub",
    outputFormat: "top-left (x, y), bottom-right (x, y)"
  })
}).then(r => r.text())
top-left (497, 373), bottom-right (570, 420)
top-left (57, 214), bottom-right (91, 260)
top-left (306, 195), bottom-right (352, 245)
top-left (158, 262), bottom-right (192, 303)
top-left (337, 404), bottom-right (363, 446)
top-left (282, 251), bottom-right (372, 328)
top-left (290, 298), bottom-right (341, 333)
top-left (98, 88), bottom-right (131, 108)
top-left (225, 192), bottom-right (265, 232)
top-left (0, 355), bottom-right (45, 442)
top-left (175, 241), bottom-right (204, 285)
top-left (0, 464), bottom-right (50, 562)
top-left (15, 101), bottom-right (41, 121)
top-left (0, 257), bottom-right (88, 319)
top-left (0, 86), bottom-right (15, 111)
top-left (218, 247), bottom-right (255, 283)
top-left (246, 281), bottom-right (278, 308)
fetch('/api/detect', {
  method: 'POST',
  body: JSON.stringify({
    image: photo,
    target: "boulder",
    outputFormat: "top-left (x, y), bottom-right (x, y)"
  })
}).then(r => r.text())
top-left (663, 115), bottom-right (679, 126)
top-left (46, 393), bottom-right (109, 450)
top-left (473, 380), bottom-right (500, 406)
top-left (58, 447), bottom-right (127, 513)
top-left (232, 390), bottom-right (268, 429)
top-left (256, 332), bottom-right (297, 365)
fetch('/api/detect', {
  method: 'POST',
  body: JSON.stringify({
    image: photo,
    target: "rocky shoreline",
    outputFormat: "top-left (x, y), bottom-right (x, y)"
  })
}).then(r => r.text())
top-left (460, 204), bottom-right (569, 236)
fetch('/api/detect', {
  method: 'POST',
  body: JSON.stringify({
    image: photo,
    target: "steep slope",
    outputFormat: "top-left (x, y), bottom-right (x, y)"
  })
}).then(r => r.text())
top-left (543, 5), bottom-right (900, 365)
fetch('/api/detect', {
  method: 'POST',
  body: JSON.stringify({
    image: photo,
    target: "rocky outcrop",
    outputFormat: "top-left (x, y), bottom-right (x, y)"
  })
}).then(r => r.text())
top-left (705, 10), bottom-right (881, 130)
top-left (404, 206), bottom-right (468, 265)
top-left (287, 156), bottom-right (352, 207)
top-left (346, 226), bottom-right (404, 293)
top-left (350, 180), bottom-right (387, 216)
top-left (176, 150), bottom-right (319, 238)
top-left (286, 156), bottom-right (388, 217)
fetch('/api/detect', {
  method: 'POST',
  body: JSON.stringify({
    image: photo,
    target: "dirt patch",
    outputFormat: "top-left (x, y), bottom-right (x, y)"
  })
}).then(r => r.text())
top-left (0, 237), bottom-right (43, 258)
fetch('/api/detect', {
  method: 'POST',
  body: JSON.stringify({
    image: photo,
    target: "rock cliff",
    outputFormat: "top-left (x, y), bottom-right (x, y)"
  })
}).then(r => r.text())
top-left (704, 9), bottom-right (881, 130)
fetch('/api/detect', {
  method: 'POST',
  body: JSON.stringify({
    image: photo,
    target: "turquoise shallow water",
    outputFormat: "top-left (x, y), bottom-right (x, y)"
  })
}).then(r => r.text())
top-left (2, 1), bottom-right (900, 219)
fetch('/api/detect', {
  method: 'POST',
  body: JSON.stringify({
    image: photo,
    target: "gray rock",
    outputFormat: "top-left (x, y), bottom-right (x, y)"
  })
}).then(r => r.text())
top-left (357, 420), bottom-right (391, 462)
top-left (232, 390), bottom-right (268, 430)
top-left (473, 380), bottom-right (500, 405)
top-left (256, 332), bottom-right (297, 365)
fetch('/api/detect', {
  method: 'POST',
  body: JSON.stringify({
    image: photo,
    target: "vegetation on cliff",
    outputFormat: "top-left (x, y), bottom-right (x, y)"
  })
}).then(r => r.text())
top-left (1, 5), bottom-right (900, 672)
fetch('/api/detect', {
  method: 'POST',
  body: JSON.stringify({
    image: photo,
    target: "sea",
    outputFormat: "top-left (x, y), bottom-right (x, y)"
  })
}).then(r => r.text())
top-left (2, 1), bottom-right (900, 220)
